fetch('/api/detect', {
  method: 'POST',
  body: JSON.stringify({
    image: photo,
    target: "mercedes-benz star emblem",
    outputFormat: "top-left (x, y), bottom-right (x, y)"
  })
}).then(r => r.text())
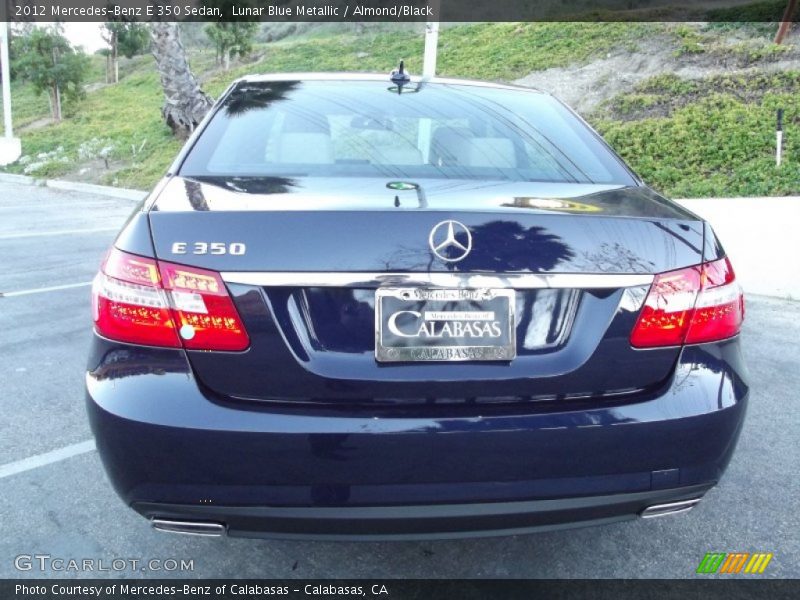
top-left (429, 220), bottom-right (472, 262)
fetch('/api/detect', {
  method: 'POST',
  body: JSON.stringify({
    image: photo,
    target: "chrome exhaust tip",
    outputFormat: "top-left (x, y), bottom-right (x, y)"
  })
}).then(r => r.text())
top-left (151, 519), bottom-right (226, 536)
top-left (641, 498), bottom-right (701, 519)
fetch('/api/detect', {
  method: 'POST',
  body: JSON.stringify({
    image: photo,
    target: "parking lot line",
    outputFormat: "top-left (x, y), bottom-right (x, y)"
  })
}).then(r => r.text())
top-left (0, 439), bottom-right (96, 479)
top-left (0, 281), bottom-right (93, 298)
top-left (0, 227), bottom-right (118, 240)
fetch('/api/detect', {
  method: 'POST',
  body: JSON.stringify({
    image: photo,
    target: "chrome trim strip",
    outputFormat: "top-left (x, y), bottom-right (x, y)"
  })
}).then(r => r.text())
top-left (221, 272), bottom-right (654, 289)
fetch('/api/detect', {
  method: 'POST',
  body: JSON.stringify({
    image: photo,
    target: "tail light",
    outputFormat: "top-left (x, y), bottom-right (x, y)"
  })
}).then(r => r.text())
top-left (630, 257), bottom-right (744, 348)
top-left (158, 261), bottom-right (250, 351)
top-left (92, 251), bottom-right (179, 348)
top-left (92, 248), bottom-right (249, 351)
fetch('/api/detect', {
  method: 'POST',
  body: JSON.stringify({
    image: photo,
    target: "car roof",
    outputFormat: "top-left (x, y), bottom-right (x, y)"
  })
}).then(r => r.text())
top-left (233, 72), bottom-right (545, 94)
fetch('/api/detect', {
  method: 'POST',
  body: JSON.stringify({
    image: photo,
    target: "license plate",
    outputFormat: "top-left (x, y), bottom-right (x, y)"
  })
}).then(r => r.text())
top-left (375, 288), bottom-right (516, 362)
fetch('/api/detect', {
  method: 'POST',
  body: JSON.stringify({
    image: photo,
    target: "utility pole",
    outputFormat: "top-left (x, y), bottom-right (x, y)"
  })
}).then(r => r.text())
top-left (0, 21), bottom-right (21, 166)
top-left (423, 0), bottom-right (441, 78)
top-left (419, 14), bottom-right (440, 163)
top-left (423, 21), bottom-right (440, 78)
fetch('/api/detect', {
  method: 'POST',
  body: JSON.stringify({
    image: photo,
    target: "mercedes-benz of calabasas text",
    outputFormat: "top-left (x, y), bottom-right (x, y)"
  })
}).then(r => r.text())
top-left (86, 72), bottom-right (748, 539)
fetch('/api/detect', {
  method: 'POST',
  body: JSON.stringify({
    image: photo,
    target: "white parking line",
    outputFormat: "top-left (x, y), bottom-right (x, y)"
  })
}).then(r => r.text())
top-left (0, 227), bottom-right (118, 240)
top-left (0, 439), bottom-right (96, 479)
top-left (0, 281), bottom-right (93, 297)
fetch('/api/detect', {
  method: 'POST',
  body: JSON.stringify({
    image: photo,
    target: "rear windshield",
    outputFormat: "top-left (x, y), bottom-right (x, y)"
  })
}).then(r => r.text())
top-left (179, 80), bottom-right (636, 186)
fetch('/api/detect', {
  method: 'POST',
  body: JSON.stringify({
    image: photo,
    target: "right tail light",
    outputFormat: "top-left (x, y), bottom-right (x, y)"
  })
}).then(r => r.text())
top-left (630, 257), bottom-right (744, 348)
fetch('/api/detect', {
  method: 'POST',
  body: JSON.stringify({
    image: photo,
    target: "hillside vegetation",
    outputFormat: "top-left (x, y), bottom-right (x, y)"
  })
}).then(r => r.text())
top-left (1, 21), bottom-right (797, 197)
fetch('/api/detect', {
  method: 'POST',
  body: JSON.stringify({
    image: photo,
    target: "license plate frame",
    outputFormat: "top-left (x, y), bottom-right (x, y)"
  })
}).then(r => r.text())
top-left (374, 288), bottom-right (516, 363)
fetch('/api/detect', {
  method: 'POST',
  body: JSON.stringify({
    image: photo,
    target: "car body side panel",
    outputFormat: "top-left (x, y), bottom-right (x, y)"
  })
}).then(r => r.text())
top-left (111, 204), bottom-right (156, 258)
top-left (703, 221), bottom-right (726, 263)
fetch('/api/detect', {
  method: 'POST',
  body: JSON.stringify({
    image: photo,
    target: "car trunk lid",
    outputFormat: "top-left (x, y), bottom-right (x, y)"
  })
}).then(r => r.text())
top-left (146, 176), bottom-right (705, 406)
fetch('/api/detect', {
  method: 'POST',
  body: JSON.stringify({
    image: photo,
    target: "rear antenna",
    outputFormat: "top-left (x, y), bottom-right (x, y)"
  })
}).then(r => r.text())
top-left (390, 60), bottom-right (411, 94)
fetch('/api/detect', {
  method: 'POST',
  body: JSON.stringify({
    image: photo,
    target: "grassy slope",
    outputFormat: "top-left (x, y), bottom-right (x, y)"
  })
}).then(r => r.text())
top-left (596, 72), bottom-right (800, 197)
top-left (1, 22), bottom-right (797, 197)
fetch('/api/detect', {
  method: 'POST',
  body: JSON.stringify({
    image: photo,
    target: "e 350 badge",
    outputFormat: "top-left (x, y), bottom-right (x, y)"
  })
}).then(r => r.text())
top-left (171, 242), bottom-right (246, 255)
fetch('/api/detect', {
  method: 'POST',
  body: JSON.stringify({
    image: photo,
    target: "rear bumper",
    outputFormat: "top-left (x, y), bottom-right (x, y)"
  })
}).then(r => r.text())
top-left (86, 337), bottom-right (748, 540)
top-left (139, 486), bottom-right (711, 541)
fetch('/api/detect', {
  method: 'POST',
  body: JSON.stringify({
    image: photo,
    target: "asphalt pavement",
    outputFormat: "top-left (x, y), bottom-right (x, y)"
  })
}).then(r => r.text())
top-left (0, 181), bottom-right (797, 579)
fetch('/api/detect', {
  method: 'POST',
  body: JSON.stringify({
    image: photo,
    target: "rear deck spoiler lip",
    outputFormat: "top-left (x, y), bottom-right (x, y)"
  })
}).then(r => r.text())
top-left (220, 271), bottom-right (655, 289)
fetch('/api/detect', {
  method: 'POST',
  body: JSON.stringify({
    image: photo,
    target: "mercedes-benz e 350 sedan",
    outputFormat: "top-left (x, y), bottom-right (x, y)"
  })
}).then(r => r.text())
top-left (86, 73), bottom-right (747, 539)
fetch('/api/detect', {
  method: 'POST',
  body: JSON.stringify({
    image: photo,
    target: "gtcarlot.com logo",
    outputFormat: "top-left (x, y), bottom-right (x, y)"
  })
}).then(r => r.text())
top-left (696, 552), bottom-right (773, 574)
top-left (14, 554), bottom-right (194, 573)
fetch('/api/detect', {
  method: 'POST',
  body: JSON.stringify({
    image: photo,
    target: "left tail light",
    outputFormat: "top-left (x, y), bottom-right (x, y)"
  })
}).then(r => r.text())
top-left (92, 250), bottom-right (179, 348)
top-left (92, 248), bottom-right (249, 351)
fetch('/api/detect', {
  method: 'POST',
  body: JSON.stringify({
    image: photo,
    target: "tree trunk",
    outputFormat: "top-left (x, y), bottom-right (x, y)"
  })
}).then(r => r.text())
top-left (149, 22), bottom-right (213, 140)
top-left (774, 0), bottom-right (798, 44)
top-left (223, 48), bottom-right (231, 71)
top-left (50, 46), bottom-right (62, 121)
top-left (50, 85), bottom-right (62, 121)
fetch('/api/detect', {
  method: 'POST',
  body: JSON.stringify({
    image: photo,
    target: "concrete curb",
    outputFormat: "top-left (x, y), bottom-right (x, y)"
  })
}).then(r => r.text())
top-left (45, 179), bottom-right (146, 202)
top-left (0, 172), bottom-right (147, 202)
top-left (0, 172), bottom-right (41, 186)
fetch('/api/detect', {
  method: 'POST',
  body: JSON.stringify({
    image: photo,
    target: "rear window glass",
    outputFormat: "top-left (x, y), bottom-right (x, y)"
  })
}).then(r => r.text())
top-left (179, 80), bottom-right (635, 186)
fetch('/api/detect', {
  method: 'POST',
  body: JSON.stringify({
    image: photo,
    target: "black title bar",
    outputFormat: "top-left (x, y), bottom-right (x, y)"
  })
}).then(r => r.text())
top-left (2, 0), bottom-right (799, 22)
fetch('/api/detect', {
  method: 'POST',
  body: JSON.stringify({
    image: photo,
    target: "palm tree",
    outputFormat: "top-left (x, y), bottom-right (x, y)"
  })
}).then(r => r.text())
top-left (149, 22), bottom-right (213, 140)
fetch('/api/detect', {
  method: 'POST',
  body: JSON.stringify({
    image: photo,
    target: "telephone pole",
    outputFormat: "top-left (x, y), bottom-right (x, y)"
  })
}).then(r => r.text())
top-left (0, 21), bottom-right (21, 166)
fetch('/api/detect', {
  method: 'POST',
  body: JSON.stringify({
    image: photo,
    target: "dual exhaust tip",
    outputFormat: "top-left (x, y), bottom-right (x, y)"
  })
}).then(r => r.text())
top-left (640, 498), bottom-right (701, 519)
top-left (152, 519), bottom-right (226, 537)
top-left (150, 498), bottom-right (702, 537)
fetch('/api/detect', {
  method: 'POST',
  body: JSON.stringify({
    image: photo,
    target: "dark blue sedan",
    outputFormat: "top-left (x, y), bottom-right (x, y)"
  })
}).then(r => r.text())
top-left (86, 73), bottom-right (747, 539)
